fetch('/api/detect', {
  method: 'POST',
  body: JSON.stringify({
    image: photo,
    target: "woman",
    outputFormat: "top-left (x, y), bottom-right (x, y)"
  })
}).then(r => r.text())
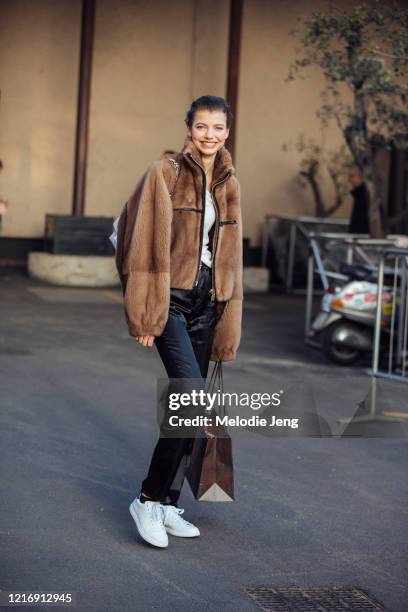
top-left (116, 95), bottom-right (243, 548)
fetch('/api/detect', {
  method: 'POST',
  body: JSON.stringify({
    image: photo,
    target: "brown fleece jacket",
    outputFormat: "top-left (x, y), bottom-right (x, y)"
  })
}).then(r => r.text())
top-left (115, 134), bottom-right (243, 362)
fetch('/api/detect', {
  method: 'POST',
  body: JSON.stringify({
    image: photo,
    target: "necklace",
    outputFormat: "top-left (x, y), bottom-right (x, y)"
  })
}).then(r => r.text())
top-left (204, 161), bottom-right (215, 191)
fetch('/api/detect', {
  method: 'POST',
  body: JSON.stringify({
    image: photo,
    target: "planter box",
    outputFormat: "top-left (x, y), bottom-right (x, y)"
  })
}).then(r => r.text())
top-left (243, 266), bottom-right (269, 293)
top-left (44, 214), bottom-right (114, 256)
top-left (28, 252), bottom-right (120, 287)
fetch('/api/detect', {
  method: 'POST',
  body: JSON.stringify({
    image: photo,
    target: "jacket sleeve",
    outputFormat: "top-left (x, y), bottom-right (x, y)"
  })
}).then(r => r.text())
top-left (122, 160), bottom-right (173, 337)
top-left (210, 177), bottom-right (243, 362)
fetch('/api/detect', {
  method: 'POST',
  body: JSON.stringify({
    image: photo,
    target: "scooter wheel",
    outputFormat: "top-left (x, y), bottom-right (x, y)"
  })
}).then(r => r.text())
top-left (322, 321), bottom-right (361, 365)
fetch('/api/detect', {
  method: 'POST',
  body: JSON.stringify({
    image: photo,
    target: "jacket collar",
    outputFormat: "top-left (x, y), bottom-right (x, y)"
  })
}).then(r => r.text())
top-left (181, 134), bottom-right (235, 185)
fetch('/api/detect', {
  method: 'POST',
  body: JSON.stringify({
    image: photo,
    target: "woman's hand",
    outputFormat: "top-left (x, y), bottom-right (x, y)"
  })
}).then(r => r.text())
top-left (135, 335), bottom-right (155, 347)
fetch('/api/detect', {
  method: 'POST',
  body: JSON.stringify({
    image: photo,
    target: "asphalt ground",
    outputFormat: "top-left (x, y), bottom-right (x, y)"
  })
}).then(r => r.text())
top-left (0, 269), bottom-right (407, 612)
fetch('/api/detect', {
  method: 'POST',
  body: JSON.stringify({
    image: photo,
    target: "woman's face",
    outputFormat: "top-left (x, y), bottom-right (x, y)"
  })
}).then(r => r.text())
top-left (187, 109), bottom-right (230, 159)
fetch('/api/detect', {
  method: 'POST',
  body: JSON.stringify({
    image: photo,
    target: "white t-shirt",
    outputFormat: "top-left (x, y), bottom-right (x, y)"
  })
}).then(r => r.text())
top-left (201, 190), bottom-right (216, 268)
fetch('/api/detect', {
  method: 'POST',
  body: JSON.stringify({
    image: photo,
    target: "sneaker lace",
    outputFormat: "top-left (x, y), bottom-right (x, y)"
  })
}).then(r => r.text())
top-left (168, 506), bottom-right (193, 526)
top-left (149, 502), bottom-right (165, 527)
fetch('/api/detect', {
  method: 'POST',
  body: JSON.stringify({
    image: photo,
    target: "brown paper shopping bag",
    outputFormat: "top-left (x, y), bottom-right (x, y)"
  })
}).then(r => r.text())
top-left (186, 361), bottom-right (235, 502)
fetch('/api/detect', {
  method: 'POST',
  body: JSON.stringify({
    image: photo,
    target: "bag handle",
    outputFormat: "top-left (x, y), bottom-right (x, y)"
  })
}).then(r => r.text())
top-left (167, 158), bottom-right (181, 199)
top-left (206, 361), bottom-right (226, 418)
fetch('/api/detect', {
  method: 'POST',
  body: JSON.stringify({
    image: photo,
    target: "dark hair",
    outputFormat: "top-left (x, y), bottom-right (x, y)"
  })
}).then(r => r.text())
top-left (185, 95), bottom-right (233, 129)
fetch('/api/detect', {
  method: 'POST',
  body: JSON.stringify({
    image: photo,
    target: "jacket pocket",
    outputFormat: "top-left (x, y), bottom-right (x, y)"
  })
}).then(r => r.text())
top-left (173, 207), bottom-right (202, 212)
top-left (219, 219), bottom-right (237, 225)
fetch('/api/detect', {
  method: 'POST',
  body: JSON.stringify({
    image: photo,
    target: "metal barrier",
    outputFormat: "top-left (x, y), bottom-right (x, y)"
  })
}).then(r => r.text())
top-left (371, 247), bottom-right (408, 381)
top-left (261, 215), bottom-right (350, 292)
top-left (344, 247), bottom-right (408, 429)
top-left (304, 234), bottom-right (395, 345)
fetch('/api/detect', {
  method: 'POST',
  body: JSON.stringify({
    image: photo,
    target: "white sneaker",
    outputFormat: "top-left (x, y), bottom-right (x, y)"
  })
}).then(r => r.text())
top-left (161, 505), bottom-right (200, 538)
top-left (129, 498), bottom-right (168, 548)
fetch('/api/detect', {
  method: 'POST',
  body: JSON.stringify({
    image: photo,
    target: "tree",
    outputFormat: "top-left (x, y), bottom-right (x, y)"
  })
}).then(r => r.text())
top-left (283, 134), bottom-right (353, 218)
top-left (288, 1), bottom-right (408, 237)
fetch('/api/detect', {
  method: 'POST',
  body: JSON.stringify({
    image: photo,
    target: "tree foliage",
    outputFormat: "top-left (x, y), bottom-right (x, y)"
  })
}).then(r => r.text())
top-left (288, 1), bottom-right (408, 237)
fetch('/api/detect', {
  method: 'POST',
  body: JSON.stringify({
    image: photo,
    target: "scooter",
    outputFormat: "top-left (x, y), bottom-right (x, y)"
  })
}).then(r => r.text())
top-left (311, 263), bottom-right (394, 365)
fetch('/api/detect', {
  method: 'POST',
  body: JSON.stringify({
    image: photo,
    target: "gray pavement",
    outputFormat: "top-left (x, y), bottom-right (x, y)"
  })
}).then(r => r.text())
top-left (0, 270), bottom-right (407, 612)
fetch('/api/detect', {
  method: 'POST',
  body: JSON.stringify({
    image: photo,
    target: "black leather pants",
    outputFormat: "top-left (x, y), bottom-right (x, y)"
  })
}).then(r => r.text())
top-left (140, 261), bottom-right (218, 506)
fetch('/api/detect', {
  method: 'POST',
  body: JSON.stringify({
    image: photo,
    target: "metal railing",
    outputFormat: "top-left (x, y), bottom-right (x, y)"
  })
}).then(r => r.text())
top-left (371, 247), bottom-right (408, 383)
top-left (343, 247), bottom-right (408, 429)
top-left (261, 215), bottom-right (350, 292)
top-left (304, 233), bottom-right (396, 344)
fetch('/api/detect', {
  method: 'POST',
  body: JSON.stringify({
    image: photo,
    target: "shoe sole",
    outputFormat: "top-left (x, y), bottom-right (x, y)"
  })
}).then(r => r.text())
top-left (165, 527), bottom-right (200, 538)
top-left (129, 502), bottom-right (168, 548)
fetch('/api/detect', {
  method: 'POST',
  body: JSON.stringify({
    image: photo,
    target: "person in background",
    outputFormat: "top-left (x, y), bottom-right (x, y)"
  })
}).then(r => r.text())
top-left (349, 168), bottom-right (370, 234)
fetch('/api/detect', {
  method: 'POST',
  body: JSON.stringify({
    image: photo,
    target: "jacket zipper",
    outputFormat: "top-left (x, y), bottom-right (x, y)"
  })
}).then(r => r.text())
top-left (209, 190), bottom-right (219, 302)
top-left (189, 154), bottom-right (207, 288)
top-left (209, 174), bottom-right (231, 301)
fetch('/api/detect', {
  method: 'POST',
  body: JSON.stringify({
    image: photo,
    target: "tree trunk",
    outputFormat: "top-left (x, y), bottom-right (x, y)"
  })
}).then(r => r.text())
top-left (344, 87), bottom-right (385, 238)
top-left (300, 162), bottom-right (325, 217)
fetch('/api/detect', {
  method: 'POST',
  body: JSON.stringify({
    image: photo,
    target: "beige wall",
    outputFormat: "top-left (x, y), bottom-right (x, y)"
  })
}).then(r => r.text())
top-left (1, 0), bottom-right (367, 245)
top-left (86, 0), bottom-right (229, 218)
top-left (236, 0), bottom-right (354, 246)
top-left (0, 0), bottom-right (81, 237)
top-left (0, 0), bottom-right (229, 239)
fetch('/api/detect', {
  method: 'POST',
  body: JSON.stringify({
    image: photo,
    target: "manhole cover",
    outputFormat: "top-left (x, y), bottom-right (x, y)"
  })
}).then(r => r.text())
top-left (244, 586), bottom-right (387, 611)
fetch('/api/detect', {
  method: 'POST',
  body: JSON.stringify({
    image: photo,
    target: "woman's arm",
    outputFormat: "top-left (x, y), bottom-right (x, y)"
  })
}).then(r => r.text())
top-left (122, 160), bottom-right (174, 338)
top-left (210, 176), bottom-right (243, 362)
